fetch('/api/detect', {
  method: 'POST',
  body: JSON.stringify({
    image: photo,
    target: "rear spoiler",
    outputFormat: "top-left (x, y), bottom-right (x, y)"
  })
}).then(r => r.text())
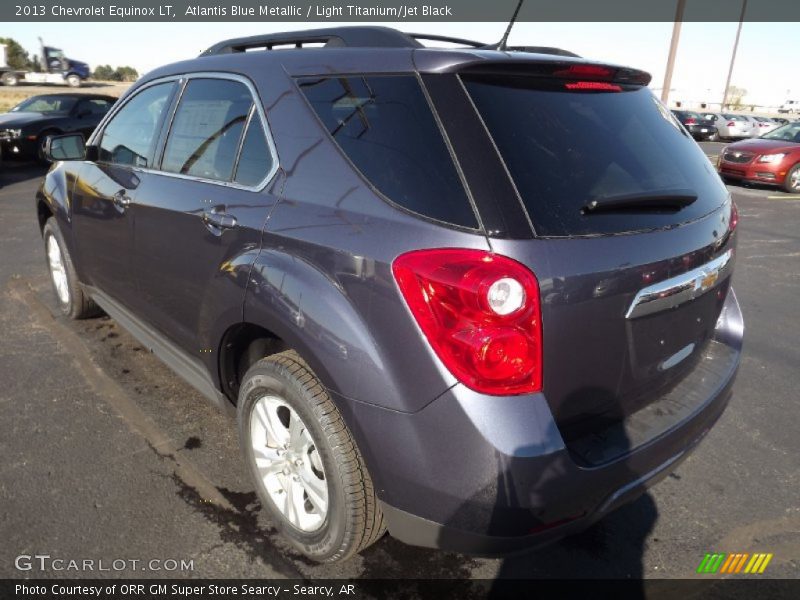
top-left (415, 52), bottom-right (651, 87)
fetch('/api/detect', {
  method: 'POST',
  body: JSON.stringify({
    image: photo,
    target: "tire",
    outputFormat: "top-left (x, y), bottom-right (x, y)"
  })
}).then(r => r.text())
top-left (708, 132), bottom-right (720, 142)
top-left (36, 130), bottom-right (60, 164)
top-left (238, 350), bottom-right (385, 562)
top-left (1, 71), bottom-right (19, 86)
top-left (784, 164), bottom-right (800, 194)
top-left (66, 74), bottom-right (81, 88)
top-left (42, 218), bottom-right (100, 319)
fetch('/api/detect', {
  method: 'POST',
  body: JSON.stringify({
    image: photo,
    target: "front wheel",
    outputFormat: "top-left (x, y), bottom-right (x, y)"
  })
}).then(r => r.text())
top-left (43, 219), bottom-right (100, 319)
top-left (238, 350), bottom-right (385, 562)
top-left (1, 71), bottom-right (19, 86)
top-left (784, 164), bottom-right (800, 194)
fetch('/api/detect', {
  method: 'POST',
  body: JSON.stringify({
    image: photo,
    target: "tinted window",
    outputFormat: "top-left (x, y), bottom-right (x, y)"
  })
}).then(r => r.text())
top-left (99, 83), bottom-right (174, 168)
top-left (76, 98), bottom-right (113, 116)
top-left (298, 75), bottom-right (477, 229)
top-left (13, 95), bottom-right (77, 114)
top-left (463, 76), bottom-right (727, 237)
top-left (233, 115), bottom-right (273, 186)
top-left (162, 79), bottom-right (252, 182)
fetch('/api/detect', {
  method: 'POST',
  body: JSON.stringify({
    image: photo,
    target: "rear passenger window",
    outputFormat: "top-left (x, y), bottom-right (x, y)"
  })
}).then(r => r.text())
top-left (298, 75), bottom-right (478, 229)
top-left (233, 115), bottom-right (273, 186)
top-left (162, 79), bottom-right (252, 182)
top-left (99, 82), bottom-right (174, 168)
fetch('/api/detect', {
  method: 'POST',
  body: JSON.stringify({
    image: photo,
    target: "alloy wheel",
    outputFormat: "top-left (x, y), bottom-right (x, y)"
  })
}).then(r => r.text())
top-left (46, 235), bottom-right (70, 305)
top-left (249, 394), bottom-right (329, 532)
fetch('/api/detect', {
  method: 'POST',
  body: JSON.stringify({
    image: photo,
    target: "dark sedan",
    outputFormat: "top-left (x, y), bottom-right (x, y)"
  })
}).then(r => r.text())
top-left (672, 110), bottom-right (719, 141)
top-left (0, 93), bottom-right (116, 162)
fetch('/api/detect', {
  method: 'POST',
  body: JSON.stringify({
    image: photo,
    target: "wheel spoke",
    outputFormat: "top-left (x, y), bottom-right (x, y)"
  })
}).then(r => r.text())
top-left (288, 414), bottom-right (305, 453)
top-left (252, 445), bottom-right (282, 472)
top-left (299, 471), bottom-right (328, 515)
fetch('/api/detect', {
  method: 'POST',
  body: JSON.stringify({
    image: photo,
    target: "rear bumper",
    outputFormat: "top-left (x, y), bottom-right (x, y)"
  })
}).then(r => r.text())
top-left (338, 290), bottom-right (743, 554)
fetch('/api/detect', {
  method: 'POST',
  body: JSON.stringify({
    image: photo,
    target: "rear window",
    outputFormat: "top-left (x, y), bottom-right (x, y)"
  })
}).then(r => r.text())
top-left (463, 75), bottom-right (727, 237)
top-left (297, 75), bottom-right (478, 229)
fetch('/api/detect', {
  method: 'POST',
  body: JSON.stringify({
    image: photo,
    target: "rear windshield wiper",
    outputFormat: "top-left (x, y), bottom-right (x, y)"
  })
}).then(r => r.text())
top-left (581, 190), bottom-right (698, 214)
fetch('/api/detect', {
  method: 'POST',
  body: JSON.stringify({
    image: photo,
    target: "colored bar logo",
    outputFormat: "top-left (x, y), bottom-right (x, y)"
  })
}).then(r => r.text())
top-left (697, 552), bottom-right (773, 574)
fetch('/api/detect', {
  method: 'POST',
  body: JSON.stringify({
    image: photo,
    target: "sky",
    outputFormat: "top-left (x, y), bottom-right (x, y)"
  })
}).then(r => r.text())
top-left (6, 21), bottom-right (798, 108)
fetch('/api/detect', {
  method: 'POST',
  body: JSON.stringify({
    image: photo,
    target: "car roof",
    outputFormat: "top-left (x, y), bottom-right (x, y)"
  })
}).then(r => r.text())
top-left (139, 26), bottom-right (649, 85)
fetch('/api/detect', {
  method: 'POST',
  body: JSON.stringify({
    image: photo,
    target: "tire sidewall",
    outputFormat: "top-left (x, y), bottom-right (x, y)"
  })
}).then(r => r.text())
top-left (237, 365), bottom-right (348, 560)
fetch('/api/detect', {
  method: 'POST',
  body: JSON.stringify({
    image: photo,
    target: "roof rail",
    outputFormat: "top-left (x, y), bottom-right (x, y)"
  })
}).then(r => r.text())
top-left (200, 26), bottom-right (579, 58)
top-left (200, 26), bottom-right (423, 55)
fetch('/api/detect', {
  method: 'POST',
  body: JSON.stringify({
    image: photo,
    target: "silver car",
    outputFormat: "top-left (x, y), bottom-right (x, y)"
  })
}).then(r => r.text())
top-left (751, 116), bottom-right (780, 136)
top-left (701, 113), bottom-right (754, 140)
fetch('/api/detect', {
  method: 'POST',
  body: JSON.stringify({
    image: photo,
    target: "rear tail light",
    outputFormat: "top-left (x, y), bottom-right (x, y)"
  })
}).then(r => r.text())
top-left (685, 118), bottom-right (697, 125)
top-left (727, 121), bottom-right (736, 126)
top-left (392, 249), bottom-right (542, 395)
top-left (554, 64), bottom-right (614, 79)
top-left (730, 200), bottom-right (739, 231)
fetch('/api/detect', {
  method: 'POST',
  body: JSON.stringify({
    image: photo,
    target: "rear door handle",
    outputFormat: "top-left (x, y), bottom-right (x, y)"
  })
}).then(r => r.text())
top-left (202, 210), bottom-right (237, 231)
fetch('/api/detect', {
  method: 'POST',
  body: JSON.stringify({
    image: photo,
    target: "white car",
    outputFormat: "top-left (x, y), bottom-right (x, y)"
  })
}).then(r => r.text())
top-left (700, 113), bottom-right (754, 140)
top-left (779, 99), bottom-right (798, 114)
top-left (751, 116), bottom-right (781, 136)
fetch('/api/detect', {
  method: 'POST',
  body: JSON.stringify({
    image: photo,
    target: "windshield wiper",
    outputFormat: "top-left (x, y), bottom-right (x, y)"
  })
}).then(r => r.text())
top-left (581, 190), bottom-right (698, 214)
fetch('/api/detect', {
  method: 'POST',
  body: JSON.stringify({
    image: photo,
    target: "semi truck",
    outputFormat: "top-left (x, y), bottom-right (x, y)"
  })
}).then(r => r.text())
top-left (0, 38), bottom-right (90, 87)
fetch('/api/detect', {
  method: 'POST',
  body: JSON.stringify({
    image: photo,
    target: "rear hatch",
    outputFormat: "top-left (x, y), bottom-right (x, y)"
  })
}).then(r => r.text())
top-left (459, 67), bottom-right (737, 445)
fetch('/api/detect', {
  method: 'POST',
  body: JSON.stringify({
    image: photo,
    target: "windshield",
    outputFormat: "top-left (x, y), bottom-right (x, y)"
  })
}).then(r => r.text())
top-left (761, 122), bottom-right (800, 143)
top-left (11, 95), bottom-right (77, 114)
top-left (463, 75), bottom-right (728, 236)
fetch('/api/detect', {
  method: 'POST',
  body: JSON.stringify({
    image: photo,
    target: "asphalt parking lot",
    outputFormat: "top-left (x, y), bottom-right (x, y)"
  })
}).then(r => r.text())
top-left (0, 143), bottom-right (798, 584)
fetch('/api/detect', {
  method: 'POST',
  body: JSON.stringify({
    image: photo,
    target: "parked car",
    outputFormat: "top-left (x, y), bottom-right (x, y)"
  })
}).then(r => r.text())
top-left (771, 117), bottom-right (791, 126)
top-left (0, 93), bottom-right (115, 162)
top-left (717, 114), bottom-right (758, 140)
top-left (718, 121), bottom-right (800, 193)
top-left (751, 115), bottom-right (780, 136)
top-left (671, 109), bottom-right (719, 140)
top-left (36, 27), bottom-right (743, 562)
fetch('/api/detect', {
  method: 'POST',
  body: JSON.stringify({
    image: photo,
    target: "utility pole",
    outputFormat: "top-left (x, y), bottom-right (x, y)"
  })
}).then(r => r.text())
top-left (721, 0), bottom-right (748, 110)
top-left (661, 0), bottom-right (687, 104)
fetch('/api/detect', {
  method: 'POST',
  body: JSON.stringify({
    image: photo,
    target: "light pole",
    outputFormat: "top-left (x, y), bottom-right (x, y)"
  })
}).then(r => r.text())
top-left (661, 0), bottom-right (687, 104)
top-left (721, 0), bottom-right (748, 110)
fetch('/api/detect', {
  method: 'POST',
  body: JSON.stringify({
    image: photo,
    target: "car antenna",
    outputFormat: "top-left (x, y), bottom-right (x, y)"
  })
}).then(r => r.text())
top-left (491, 0), bottom-right (525, 51)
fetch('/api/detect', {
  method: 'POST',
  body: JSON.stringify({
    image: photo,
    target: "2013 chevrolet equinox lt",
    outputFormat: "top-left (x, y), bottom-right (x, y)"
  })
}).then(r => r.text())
top-left (36, 27), bottom-right (743, 562)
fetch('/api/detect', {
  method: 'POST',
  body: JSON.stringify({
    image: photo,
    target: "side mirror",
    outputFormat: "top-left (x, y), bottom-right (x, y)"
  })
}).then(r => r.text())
top-left (45, 133), bottom-right (86, 161)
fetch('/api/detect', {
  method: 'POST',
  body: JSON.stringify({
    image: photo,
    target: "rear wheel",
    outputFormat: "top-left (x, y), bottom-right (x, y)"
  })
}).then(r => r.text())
top-left (237, 350), bottom-right (385, 562)
top-left (43, 219), bottom-right (100, 319)
top-left (66, 74), bottom-right (81, 88)
top-left (784, 164), bottom-right (800, 194)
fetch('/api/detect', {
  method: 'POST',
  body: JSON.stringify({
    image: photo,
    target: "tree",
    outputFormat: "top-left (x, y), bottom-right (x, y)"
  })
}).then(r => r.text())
top-left (92, 64), bottom-right (138, 82)
top-left (92, 64), bottom-right (118, 81)
top-left (0, 37), bottom-right (36, 70)
top-left (114, 66), bottom-right (138, 82)
top-left (726, 85), bottom-right (748, 110)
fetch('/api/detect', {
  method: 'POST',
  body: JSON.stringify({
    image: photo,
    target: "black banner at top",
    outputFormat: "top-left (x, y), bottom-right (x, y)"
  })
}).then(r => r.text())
top-left (4, 0), bottom-right (800, 22)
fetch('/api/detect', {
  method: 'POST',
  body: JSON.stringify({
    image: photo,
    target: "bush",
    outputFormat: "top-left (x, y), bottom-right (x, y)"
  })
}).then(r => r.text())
top-left (92, 64), bottom-right (138, 82)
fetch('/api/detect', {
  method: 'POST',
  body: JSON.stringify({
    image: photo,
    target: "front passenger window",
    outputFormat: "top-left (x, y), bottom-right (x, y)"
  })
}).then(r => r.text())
top-left (161, 79), bottom-right (253, 182)
top-left (99, 82), bottom-right (175, 168)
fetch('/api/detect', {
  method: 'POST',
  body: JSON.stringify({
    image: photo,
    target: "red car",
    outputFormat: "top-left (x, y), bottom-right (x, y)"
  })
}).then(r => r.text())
top-left (718, 122), bottom-right (800, 193)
